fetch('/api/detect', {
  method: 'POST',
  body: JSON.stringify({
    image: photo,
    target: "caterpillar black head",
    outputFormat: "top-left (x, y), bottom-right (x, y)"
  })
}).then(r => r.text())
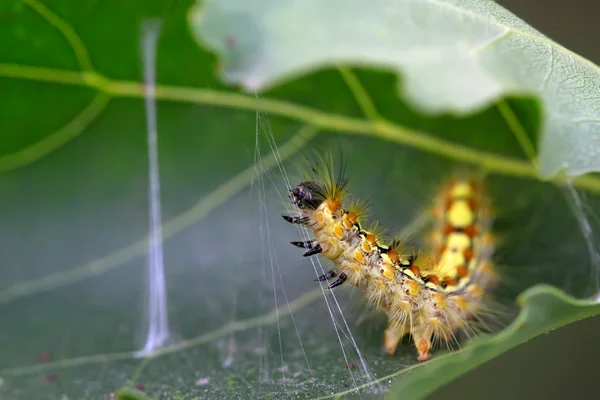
top-left (290, 181), bottom-right (325, 210)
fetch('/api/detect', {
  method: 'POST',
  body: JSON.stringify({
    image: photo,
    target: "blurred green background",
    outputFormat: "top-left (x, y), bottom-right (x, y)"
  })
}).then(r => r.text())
top-left (435, 0), bottom-right (600, 399)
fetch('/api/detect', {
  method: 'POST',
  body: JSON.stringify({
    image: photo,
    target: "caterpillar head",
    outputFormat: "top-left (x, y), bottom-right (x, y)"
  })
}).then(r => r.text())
top-left (290, 181), bottom-right (325, 210)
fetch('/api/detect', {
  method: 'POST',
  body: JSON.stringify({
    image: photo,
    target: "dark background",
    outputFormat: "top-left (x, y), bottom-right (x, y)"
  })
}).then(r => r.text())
top-left (434, 1), bottom-right (600, 399)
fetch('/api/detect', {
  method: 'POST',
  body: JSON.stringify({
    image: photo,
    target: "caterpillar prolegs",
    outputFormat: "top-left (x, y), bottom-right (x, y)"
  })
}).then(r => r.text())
top-left (282, 157), bottom-right (496, 361)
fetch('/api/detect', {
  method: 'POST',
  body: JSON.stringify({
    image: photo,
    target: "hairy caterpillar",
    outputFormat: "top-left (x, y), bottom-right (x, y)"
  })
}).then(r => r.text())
top-left (282, 155), bottom-right (497, 361)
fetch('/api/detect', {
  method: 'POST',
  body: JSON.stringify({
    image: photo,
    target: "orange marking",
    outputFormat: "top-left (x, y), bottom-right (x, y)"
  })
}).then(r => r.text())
top-left (384, 327), bottom-right (405, 356)
top-left (444, 198), bottom-right (453, 211)
top-left (437, 245), bottom-right (447, 256)
top-left (316, 211), bottom-right (324, 223)
top-left (416, 339), bottom-right (431, 362)
top-left (427, 275), bottom-right (440, 286)
top-left (361, 241), bottom-right (371, 252)
top-left (354, 249), bottom-right (365, 264)
top-left (463, 248), bottom-right (473, 262)
top-left (443, 277), bottom-right (457, 287)
top-left (388, 249), bottom-right (399, 264)
top-left (342, 218), bottom-right (353, 229)
top-left (346, 211), bottom-right (357, 223)
top-left (456, 265), bottom-right (468, 278)
top-left (382, 266), bottom-right (394, 280)
top-left (464, 225), bottom-right (477, 237)
top-left (326, 198), bottom-right (341, 212)
top-left (433, 293), bottom-right (446, 307)
top-left (467, 198), bottom-right (478, 211)
top-left (454, 295), bottom-right (467, 311)
top-left (404, 280), bottom-right (420, 296)
top-left (443, 224), bottom-right (454, 235)
top-left (409, 265), bottom-right (421, 277)
top-left (334, 224), bottom-right (344, 239)
top-left (366, 233), bottom-right (376, 244)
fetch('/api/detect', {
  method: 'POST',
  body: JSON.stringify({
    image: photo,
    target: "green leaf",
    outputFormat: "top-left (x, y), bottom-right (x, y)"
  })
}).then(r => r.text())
top-left (115, 386), bottom-right (153, 400)
top-left (1, 0), bottom-right (600, 399)
top-left (190, 0), bottom-right (600, 179)
top-left (385, 286), bottom-right (600, 399)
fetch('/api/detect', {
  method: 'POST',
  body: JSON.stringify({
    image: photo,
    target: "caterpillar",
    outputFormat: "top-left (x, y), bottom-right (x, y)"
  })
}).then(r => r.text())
top-left (282, 155), bottom-right (497, 361)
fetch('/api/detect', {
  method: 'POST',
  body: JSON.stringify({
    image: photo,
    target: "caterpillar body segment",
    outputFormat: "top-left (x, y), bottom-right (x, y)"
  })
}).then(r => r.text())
top-left (428, 179), bottom-right (495, 287)
top-left (283, 159), bottom-right (496, 361)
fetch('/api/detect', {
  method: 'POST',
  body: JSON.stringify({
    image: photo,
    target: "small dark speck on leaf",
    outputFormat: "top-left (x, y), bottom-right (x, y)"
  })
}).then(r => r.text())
top-left (38, 352), bottom-right (53, 363)
top-left (225, 35), bottom-right (236, 48)
top-left (135, 384), bottom-right (145, 390)
top-left (44, 373), bottom-right (59, 383)
top-left (347, 363), bottom-right (356, 370)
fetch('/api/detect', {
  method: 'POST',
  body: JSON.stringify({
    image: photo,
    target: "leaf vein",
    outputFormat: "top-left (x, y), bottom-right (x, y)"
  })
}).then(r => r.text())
top-left (20, 0), bottom-right (93, 71)
top-left (0, 93), bottom-right (110, 172)
top-left (0, 127), bottom-right (316, 305)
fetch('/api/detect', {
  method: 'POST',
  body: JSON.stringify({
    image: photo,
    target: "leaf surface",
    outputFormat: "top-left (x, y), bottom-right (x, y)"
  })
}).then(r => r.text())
top-left (191, 0), bottom-right (600, 178)
top-left (1, 0), bottom-right (600, 399)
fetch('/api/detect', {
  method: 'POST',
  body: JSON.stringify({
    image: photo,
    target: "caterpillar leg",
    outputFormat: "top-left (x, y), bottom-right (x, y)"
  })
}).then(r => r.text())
top-left (290, 240), bottom-right (318, 249)
top-left (302, 245), bottom-right (322, 257)
top-left (315, 269), bottom-right (337, 281)
top-left (383, 324), bottom-right (409, 356)
top-left (289, 239), bottom-right (323, 257)
top-left (281, 215), bottom-right (308, 224)
top-left (411, 324), bottom-right (433, 362)
top-left (327, 272), bottom-right (347, 289)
